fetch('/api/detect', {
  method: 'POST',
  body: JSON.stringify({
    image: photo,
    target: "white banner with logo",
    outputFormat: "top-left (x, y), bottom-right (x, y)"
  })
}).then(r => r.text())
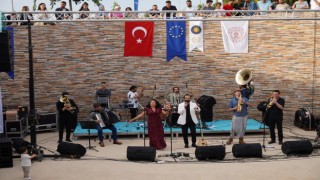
top-left (221, 21), bottom-right (248, 53)
top-left (189, 17), bottom-right (203, 52)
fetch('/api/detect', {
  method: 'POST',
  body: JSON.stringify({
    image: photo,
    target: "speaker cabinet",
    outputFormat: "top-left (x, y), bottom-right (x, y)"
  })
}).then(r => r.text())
top-left (281, 140), bottom-right (313, 155)
top-left (195, 145), bottom-right (226, 160)
top-left (57, 142), bottom-right (86, 158)
top-left (0, 138), bottom-right (13, 168)
top-left (0, 31), bottom-right (13, 72)
top-left (232, 143), bottom-right (262, 158)
top-left (127, 146), bottom-right (156, 162)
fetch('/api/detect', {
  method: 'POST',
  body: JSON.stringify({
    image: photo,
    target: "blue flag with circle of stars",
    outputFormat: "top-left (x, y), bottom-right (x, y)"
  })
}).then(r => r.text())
top-left (166, 21), bottom-right (187, 62)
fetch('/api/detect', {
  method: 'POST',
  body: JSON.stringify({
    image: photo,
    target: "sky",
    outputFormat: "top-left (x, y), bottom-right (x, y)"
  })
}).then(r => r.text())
top-left (0, 0), bottom-right (206, 12)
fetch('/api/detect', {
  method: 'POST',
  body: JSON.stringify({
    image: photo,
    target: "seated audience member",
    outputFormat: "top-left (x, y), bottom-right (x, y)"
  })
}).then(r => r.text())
top-left (182, 0), bottom-right (197, 18)
top-left (257, 0), bottom-right (272, 15)
top-left (200, 0), bottom-right (214, 17)
top-left (97, 4), bottom-right (108, 18)
top-left (292, 0), bottom-right (309, 9)
top-left (270, 0), bottom-right (279, 10)
top-left (310, 0), bottom-right (320, 10)
top-left (233, 0), bottom-right (244, 16)
top-left (34, 3), bottom-right (56, 25)
top-left (275, 0), bottom-right (290, 10)
top-left (162, 1), bottom-right (178, 18)
top-left (19, 6), bottom-right (33, 25)
top-left (241, 0), bottom-right (258, 16)
top-left (6, 13), bottom-right (18, 26)
top-left (109, 5), bottom-right (124, 19)
top-left (124, 7), bottom-right (136, 18)
top-left (149, 5), bottom-right (160, 18)
top-left (79, 2), bottom-right (90, 19)
top-left (223, 0), bottom-right (235, 16)
top-left (214, 2), bottom-right (225, 17)
top-left (55, 1), bottom-right (70, 20)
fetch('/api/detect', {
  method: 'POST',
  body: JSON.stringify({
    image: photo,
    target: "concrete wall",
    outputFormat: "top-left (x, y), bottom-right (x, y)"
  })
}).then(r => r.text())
top-left (1, 20), bottom-right (319, 122)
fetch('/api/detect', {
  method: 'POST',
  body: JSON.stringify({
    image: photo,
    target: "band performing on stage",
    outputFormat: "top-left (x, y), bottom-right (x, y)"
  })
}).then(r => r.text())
top-left (55, 69), bottom-right (291, 150)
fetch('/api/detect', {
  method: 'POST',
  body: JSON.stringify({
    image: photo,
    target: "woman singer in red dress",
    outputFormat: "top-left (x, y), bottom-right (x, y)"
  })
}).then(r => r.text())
top-left (129, 99), bottom-right (171, 150)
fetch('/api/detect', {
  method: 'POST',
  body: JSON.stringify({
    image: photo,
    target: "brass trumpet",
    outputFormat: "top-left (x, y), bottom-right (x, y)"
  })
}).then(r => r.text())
top-left (267, 98), bottom-right (274, 109)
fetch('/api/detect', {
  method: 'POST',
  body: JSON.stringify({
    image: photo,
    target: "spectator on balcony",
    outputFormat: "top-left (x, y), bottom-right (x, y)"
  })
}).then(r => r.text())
top-left (79, 2), bottom-right (90, 19)
top-left (109, 5), bottom-right (124, 19)
top-left (182, 0), bottom-right (197, 18)
top-left (97, 4), bottom-right (108, 19)
top-left (214, 2), bottom-right (226, 17)
top-left (6, 13), bottom-right (18, 26)
top-left (55, 1), bottom-right (70, 20)
top-left (162, 1), bottom-right (177, 18)
top-left (270, 0), bottom-right (279, 10)
top-left (200, 0), bottom-right (214, 17)
top-left (310, 0), bottom-right (320, 10)
top-left (241, 0), bottom-right (258, 16)
top-left (234, 0), bottom-right (244, 16)
top-left (149, 5), bottom-right (160, 18)
top-left (275, 0), bottom-right (290, 10)
top-left (257, 0), bottom-right (272, 15)
top-left (34, 3), bottom-right (56, 25)
top-left (19, 6), bottom-right (33, 25)
top-left (124, 7), bottom-right (137, 18)
top-left (223, 0), bottom-right (235, 16)
top-left (292, 0), bottom-right (309, 9)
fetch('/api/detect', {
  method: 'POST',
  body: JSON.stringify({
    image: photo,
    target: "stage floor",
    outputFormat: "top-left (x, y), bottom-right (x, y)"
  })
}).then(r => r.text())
top-left (73, 119), bottom-right (267, 139)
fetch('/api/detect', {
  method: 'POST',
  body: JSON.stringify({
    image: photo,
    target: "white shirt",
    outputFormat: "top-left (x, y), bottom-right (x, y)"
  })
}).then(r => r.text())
top-left (310, 0), bottom-right (320, 10)
top-left (184, 7), bottom-right (197, 18)
top-left (127, 91), bottom-right (138, 108)
top-left (21, 154), bottom-right (32, 167)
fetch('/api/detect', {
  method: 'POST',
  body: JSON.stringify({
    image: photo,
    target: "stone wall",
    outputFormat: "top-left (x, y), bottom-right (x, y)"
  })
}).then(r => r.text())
top-left (1, 20), bottom-right (319, 123)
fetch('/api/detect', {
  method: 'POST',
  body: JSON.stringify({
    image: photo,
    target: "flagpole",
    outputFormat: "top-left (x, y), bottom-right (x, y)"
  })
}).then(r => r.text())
top-left (11, 0), bottom-right (14, 11)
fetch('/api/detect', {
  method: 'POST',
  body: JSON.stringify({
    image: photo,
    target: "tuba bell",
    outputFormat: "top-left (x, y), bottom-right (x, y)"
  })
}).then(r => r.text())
top-left (235, 69), bottom-right (255, 98)
top-left (60, 96), bottom-right (75, 113)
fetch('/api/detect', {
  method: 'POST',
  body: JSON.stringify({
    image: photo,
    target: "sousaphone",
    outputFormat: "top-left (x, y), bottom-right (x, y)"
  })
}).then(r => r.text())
top-left (235, 68), bottom-right (254, 97)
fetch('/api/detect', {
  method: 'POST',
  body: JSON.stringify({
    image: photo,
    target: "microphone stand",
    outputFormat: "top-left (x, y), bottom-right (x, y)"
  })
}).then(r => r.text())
top-left (261, 106), bottom-right (269, 152)
top-left (135, 98), bottom-right (146, 147)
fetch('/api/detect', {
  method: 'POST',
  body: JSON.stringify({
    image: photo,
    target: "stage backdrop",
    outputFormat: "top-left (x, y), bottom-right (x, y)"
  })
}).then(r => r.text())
top-left (0, 20), bottom-right (319, 123)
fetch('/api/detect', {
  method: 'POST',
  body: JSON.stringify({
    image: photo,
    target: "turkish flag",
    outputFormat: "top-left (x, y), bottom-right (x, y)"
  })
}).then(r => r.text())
top-left (124, 22), bottom-right (154, 56)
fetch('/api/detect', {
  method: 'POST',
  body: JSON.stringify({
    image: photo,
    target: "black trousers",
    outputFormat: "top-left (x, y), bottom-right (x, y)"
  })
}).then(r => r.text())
top-left (59, 117), bottom-right (72, 141)
top-left (269, 119), bottom-right (283, 142)
top-left (129, 108), bottom-right (138, 119)
top-left (181, 122), bottom-right (196, 145)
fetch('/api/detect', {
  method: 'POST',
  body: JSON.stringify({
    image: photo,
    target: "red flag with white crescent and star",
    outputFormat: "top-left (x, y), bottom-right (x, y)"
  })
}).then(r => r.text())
top-left (124, 22), bottom-right (154, 57)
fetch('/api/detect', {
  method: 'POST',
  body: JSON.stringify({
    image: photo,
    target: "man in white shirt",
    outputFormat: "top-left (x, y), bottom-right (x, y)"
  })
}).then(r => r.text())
top-left (182, 0), bottom-right (197, 18)
top-left (127, 85), bottom-right (144, 119)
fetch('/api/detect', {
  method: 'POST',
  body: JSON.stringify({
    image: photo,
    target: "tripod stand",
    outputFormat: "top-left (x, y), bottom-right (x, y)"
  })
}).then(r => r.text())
top-left (260, 106), bottom-right (270, 152)
top-left (79, 121), bottom-right (98, 152)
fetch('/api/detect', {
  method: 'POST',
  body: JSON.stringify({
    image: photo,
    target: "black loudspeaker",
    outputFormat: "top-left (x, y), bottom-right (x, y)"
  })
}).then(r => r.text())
top-left (195, 145), bottom-right (226, 160)
top-left (281, 140), bottom-right (313, 155)
top-left (0, 31), bottom-right (13, 72)
top-left (127, 146), bottom-right (156, 162)
top-left (57, 142), bottom-right (86, 158)
top-left (0, 138), bottom-right (13, 168)
top-left (232, 143), bottom-right (262, 158)
top-left (12, 138), bottom-right (31, 153)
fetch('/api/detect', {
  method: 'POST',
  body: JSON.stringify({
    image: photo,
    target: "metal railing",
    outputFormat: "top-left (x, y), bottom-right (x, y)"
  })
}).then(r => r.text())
top-left (1, 10), bottom-right (320, 24)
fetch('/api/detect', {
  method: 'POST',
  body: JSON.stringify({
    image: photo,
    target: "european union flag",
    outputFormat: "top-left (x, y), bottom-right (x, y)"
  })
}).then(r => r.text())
top-left (134, 0), bottom-right (139, 11)
top-left (6, 27), bottom-right (14, 80)
top-left (166, 21), bottom-right (187, 62)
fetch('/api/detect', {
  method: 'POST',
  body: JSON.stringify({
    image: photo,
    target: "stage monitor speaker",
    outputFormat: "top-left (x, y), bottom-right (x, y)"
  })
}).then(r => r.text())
top-left (232, 143), bottom-right (262, 158)
top-left (0, 31), bottom-right (13, 72)
top-left (195, 145), bottom-right (226, 160)
top-left (281, 140), bottom-right (313, 155)
top-left (127, 146), bottom-right (156, 162)
top-left (0, 138), bottom-right (13, 168)
top-left (57, 142), bottom-right (86, 158)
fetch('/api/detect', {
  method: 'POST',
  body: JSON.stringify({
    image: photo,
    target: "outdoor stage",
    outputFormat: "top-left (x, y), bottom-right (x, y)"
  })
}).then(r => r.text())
top-left (73, 119), bottom-right (267, 140)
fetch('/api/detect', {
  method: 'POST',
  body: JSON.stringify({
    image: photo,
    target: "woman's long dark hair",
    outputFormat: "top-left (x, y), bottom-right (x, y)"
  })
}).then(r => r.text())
top-left (37, 3), bottom-right (47, 11)
top-left (146, 99), bottom-right (162, 109)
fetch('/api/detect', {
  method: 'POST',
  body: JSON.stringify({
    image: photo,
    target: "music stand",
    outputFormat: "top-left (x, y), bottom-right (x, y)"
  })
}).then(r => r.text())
top-left (79, 121), bottom-right (99, 152)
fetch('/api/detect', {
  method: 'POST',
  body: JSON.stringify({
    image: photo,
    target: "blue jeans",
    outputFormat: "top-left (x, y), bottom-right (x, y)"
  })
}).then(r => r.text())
top-left (96, 124), bottom-right (117, 141)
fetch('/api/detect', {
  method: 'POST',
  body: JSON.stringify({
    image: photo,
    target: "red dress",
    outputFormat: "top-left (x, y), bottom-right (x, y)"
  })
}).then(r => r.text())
top-left (146, 107), bottom-right (167, 150)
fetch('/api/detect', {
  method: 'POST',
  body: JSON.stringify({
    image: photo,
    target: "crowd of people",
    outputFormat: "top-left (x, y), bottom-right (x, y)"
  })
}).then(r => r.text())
top-left (3, 0), bottom-right (319, 26)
